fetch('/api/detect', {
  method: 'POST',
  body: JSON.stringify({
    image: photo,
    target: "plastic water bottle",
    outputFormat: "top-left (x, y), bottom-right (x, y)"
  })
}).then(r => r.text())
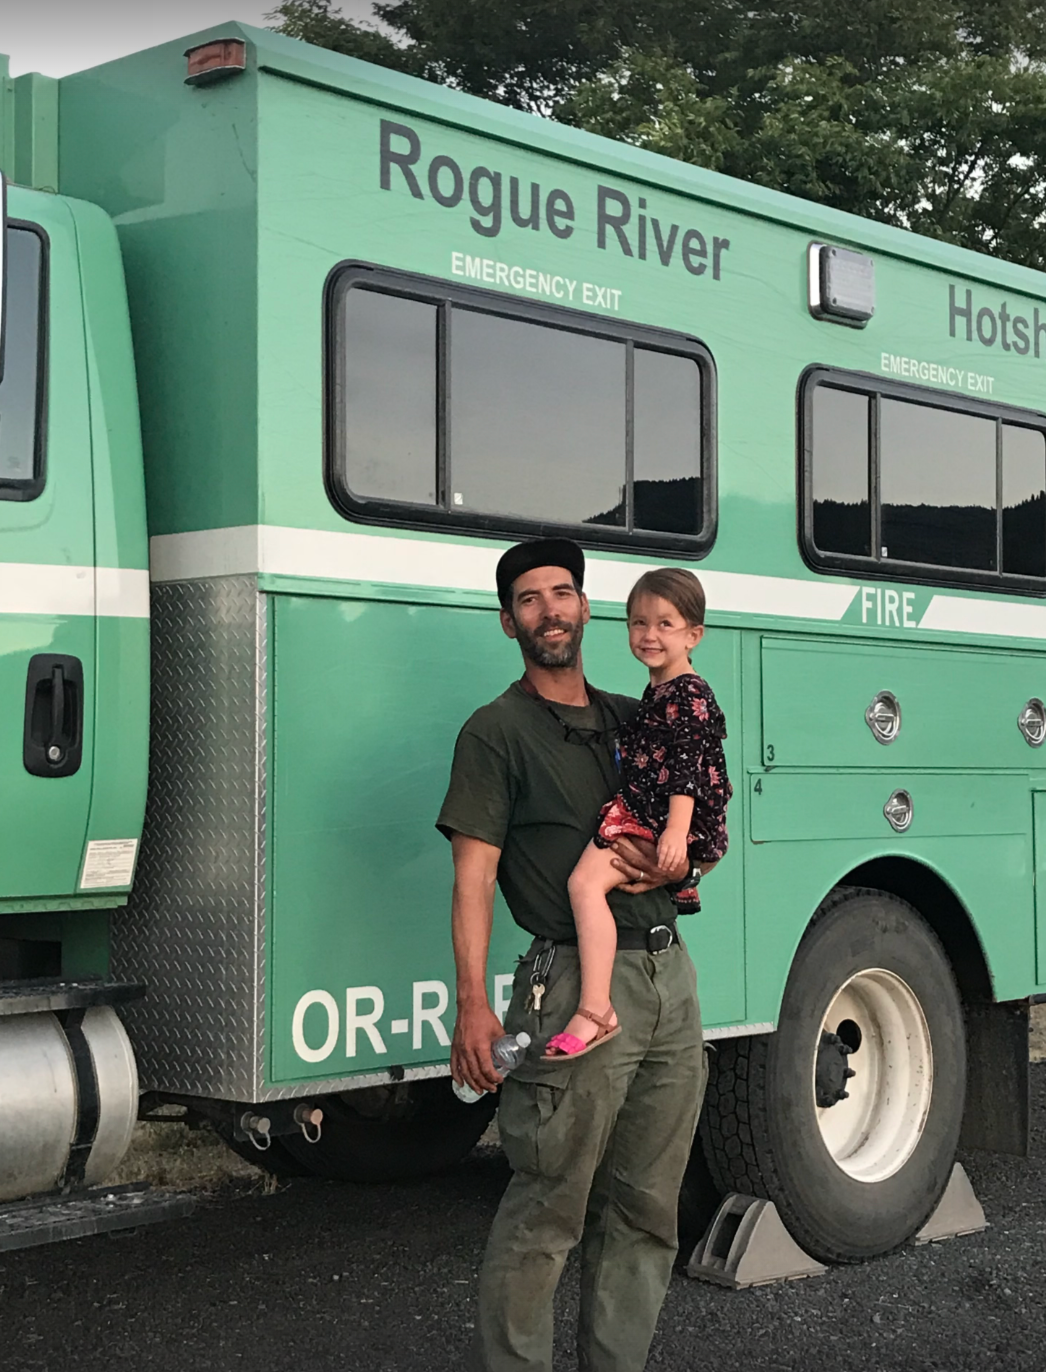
top-left (452, 1032), bottom-right (531, 1104)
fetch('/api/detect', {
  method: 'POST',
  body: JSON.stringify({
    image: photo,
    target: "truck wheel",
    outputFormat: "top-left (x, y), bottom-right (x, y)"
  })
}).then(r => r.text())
top-left (281, 1077), bottom-right (497, 1183)
top-left (700, 886), bottom-right (965, 1263)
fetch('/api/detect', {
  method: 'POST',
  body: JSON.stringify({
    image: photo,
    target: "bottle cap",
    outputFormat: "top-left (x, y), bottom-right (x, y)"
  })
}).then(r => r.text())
top-left (516, 1032), bottom-right (531, 1047)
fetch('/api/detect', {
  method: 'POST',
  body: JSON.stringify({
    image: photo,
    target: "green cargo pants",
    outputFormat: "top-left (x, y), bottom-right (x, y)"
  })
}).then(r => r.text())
top-left (472, 938), bottom-right (706, 1372)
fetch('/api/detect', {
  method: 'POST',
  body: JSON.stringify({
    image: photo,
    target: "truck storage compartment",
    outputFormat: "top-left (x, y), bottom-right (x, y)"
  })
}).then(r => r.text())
top-left (760, 635), bottom-right (1046, 769)
top-left (748, 769), bottom-right (1027, 843)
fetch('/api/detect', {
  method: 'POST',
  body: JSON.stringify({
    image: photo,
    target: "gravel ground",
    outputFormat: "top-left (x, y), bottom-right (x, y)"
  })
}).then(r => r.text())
top-left (3, 1065), bottom-right (1046, 1372)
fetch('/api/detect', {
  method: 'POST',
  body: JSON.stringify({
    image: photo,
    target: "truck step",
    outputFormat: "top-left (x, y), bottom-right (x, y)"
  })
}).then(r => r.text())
top-left (0, 978), bottom-right (145, 1017)
top-left (0, 1182), bottom-right (194, 1252)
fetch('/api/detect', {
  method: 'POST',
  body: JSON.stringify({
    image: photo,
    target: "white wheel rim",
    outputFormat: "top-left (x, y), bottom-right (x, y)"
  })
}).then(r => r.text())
top-left (814, 968), bottom-right (933, 1184)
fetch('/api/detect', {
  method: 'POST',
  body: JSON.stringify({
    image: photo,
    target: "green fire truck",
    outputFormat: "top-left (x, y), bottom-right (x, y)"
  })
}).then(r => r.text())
top-left (0, 20), bottom-right (1042, 1263)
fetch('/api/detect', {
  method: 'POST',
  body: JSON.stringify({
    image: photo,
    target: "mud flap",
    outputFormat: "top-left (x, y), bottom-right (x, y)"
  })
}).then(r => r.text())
top-left (960, 1000), bottom-right (1029, 1157)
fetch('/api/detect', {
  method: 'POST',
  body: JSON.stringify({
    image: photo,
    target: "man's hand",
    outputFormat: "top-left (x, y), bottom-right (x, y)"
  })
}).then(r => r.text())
top-left (610, 836), bottom-right (718, 894)
top-left (452, 1001), bottom-right (506, 1096)
top-left (610, 835), bottom-right (685, 893)
top-left (612, 828), bottom-right (719, 894)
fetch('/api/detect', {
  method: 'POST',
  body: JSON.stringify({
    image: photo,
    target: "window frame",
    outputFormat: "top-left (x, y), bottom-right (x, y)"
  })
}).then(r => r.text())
top-left (0, 219), bottom-right (49, 504)
top-left (324, 261), bottom-right (717, 558)
top-left (799, 364), bottom-right (1046, 595)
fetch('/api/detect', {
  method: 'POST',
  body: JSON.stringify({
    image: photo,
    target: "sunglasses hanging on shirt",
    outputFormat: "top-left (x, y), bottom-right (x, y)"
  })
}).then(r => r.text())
top-left (516, 676), bottom-right (624, 789)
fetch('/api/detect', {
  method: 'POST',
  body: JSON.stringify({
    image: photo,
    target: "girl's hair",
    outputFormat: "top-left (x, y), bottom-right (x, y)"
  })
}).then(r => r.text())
top-left (626, 568), bottom-right (706, 627)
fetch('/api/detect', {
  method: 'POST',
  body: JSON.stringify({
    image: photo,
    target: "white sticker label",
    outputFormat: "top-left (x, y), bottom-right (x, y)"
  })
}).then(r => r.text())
top-left (79, 839), bottom-right (139, 890)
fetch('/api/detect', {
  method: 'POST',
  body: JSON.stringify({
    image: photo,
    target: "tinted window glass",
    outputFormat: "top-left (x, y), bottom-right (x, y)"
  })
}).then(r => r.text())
top-left (340, 289), bottom-right (437, 505)
top-left (0, 228), bottom-right (43, 491)
top-left (633, 348), bottom-right (701, 534)
top-left (330, 271), bottom-right (712, 551)
top-left (450, 310), bottom-right (626, 526)
top-left (1003, 425), bottom-right (1046, 578)
top-left (811, 386), bottom-right (870, 556)
top-left (880, 398), bottom-right (996, 570)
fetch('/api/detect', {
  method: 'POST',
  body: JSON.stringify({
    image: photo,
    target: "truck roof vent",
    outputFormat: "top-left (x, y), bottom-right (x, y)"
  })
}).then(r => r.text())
top-left (185, 38), bottom-right (247, 87)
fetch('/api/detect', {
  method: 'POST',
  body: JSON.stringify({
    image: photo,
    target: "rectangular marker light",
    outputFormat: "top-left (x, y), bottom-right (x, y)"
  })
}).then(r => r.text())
top-left (808, 243), bottom-right (875, 327)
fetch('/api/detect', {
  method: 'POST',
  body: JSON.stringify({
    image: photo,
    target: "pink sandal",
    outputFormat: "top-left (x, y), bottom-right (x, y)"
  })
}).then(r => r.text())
top-left (542, 1007), bottom-right (621, 1061)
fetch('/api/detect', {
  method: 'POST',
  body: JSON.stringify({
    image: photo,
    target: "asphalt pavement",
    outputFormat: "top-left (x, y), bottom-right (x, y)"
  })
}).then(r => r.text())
top-left (4, 1068), bottom-right (1046, 1372)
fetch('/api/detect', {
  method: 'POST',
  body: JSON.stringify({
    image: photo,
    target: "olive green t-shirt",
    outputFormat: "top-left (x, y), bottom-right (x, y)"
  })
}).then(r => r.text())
top-left (436, 680), bottom-right (677, 942)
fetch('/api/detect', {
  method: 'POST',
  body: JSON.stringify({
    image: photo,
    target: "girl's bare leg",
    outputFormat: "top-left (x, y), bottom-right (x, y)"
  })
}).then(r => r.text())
top-left (560, 842), bottom-right (627, 1047)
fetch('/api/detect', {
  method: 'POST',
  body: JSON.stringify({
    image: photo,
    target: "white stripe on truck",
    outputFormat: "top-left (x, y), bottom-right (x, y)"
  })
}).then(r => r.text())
top-left (149, 523), bottom-right (860, 622)
top-left (0, 563), bottom-right (150, 618)
top-left (918, 593), bottom-right (1046, 639)
top-left (148, 524), bottom-right (1046, 641)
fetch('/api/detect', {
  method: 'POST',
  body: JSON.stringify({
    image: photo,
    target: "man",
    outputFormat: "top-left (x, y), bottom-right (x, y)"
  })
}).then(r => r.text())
top-left (436, 537), bottom-right (710, 1372)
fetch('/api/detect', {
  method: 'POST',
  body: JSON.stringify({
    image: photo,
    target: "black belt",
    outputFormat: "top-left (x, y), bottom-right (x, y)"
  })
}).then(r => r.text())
top-left (556, 921), bottom-right (678, 955)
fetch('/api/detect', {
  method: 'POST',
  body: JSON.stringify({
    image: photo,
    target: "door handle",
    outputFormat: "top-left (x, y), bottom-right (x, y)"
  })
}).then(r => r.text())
top-left (50, 664), bottom-right (65, 755)
top-left (24, 654), bottom-right (84, 778)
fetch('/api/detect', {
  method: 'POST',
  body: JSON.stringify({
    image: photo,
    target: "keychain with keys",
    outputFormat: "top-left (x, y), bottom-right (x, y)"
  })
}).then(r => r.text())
top-left (525, 941), bottom-right (556, 1014)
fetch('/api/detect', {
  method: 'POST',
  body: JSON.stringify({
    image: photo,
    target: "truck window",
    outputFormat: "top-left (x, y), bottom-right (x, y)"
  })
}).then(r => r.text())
top-left (880, 399), bottom-right (996, 571)
top-left (802, 370), bottom-right (1046, 591)
top-left (328, 265), bottom-right (715, 556)
top-left (810, 386), bottom-right (871, 559)
top-left (450, 309), bottom-right (626, 528)
top-left (633, 348), bottom-right (702, 536)
top-left (342, 290), bottom-right (438, 507)
top-left (0, 225), bottom-right (46, 500)
top-left (1002, 425), bottom-right (1046, 579)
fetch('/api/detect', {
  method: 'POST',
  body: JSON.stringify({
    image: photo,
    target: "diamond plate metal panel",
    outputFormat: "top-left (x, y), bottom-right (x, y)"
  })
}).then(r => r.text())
top-left (112, 576), bottom-right (447, 1104)
top-left (111, 578), bottom-right (267, 1099)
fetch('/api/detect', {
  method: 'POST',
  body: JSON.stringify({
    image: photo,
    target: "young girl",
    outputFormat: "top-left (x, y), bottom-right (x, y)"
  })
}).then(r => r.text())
top-left (544, 568), bottom-right (731, 1060)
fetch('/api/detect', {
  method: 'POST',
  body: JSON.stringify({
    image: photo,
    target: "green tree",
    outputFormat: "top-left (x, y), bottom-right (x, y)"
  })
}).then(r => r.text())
top-left (268, 0), bottom-right (421, 72)
top-left (268, 0), bottom-right (1046, 267)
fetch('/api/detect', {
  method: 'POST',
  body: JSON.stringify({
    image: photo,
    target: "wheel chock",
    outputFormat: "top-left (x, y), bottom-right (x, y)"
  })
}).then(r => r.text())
top-left (915, 1163), bottom-right (986, 1245)
top-left (685, 1193), bottom-right (827, 1289)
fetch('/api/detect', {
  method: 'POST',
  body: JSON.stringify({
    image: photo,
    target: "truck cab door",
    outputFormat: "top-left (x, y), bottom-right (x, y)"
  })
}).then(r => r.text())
top-left (0, 194), bottom-right (97, 899)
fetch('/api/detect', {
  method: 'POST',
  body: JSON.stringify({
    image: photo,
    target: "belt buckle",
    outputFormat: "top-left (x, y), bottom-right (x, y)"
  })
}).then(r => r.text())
top-left (647, 924), bottom-right (674, 955)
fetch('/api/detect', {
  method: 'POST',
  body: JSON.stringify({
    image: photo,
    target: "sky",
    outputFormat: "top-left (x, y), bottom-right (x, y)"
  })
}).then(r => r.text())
top-left (1, 0), bottom-right (381, 77)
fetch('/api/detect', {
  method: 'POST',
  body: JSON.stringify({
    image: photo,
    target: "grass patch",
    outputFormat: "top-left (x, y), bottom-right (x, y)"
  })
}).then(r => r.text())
top-left (107, 1117), bottom-right (257, 1191)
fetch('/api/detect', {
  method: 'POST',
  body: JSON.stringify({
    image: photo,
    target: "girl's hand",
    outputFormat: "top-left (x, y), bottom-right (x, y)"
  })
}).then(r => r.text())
top-left (657, 830), bottom-right (688, 873)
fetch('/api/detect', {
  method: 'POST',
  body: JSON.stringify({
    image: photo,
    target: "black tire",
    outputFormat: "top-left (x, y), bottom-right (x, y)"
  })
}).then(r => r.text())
top-left (281, 1077), bottom-right (498, 1183)
top-left (700, 886), bottom-right (966, 1263)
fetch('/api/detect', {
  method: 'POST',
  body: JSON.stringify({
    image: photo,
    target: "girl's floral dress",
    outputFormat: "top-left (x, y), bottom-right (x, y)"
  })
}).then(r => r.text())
top-left (594, 673), bottom-right (732, 912)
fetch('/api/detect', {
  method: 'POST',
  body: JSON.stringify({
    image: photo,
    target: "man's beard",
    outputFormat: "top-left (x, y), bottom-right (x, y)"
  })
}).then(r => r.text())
top-left (513, 614), bottom-right (584, 669)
